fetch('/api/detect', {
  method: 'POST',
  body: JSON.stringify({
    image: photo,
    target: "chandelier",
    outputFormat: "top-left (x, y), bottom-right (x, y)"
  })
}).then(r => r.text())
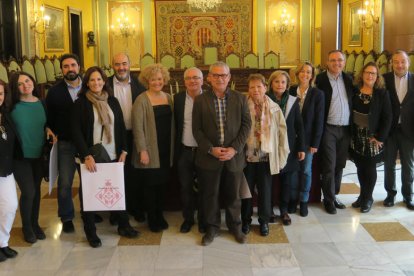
top-left (357, 0), bottom-right (379, 29)
top-left (110, 11), bottom-right (136, 39)
top-left (187, 0), bottom-right (222, 12)
top-left (271, 8), bottom-right (295, 38)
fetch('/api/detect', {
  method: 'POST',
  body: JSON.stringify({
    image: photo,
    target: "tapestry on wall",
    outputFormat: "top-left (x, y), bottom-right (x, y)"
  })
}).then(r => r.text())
top-left (155, 0), bottom-right (253, 63)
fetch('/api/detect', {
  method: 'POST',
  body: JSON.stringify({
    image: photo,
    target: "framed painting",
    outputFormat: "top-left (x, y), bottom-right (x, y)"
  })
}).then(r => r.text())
top-left (44, 5), bottom-right (65, 51)
top-left (348, 1), bottom-right (362, 46)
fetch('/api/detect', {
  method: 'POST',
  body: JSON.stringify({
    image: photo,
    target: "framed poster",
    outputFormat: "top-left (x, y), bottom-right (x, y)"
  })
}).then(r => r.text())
top-left (348, 1), bottom-right (362, 46)
top-left (44, 5), bottom-right (64, 51)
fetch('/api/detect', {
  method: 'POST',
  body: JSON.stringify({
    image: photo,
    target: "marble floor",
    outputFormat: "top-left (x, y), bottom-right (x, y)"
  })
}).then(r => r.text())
top-left (1, 161), bottom-right (414, 276)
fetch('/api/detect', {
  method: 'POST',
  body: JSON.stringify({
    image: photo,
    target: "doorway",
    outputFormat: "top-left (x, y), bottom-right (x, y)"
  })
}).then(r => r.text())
top-left (68, 7), bottom-right (83, 68)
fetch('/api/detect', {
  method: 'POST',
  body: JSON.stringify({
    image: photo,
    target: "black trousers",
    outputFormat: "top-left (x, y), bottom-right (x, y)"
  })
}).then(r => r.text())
top-left (197, 165), bottom-right (242, 231)
top-left (177, 147), bottom-right (204, 224)
top-left (241, 161), bottom-right (272, 224)
top-left (279, 170), bottom-right (298, 214)
top-left (355, 160), bottom-right (377, 202)
top-left (13, 158), bottom-right (43, 230)
top-left (320, 125), bottom-right (351, 202)
top-left (77, 163), bottom-right (130, 233)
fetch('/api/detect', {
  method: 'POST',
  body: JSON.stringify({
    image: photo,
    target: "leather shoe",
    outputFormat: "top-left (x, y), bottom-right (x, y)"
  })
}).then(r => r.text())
top-left (62, 221), bottom-right (75, 233)
top-left (352, 197), bottom-right (361, 208)
top-left (281, 213), bottom-right (291, 226)
top-left (201, 229), bottom-right (219, 246)
top-left (149, 223), bottom-right (162, 233)
top-left (198, 223), bottom-right (206, 234)
top-left (241, 223), bottom-right (250, 235)
top-left (299, 201), bottom-right (308, 217)
top-left (158, 216), bottom-right (169, 230)
top-left (259, 223), bottom-right (269, 236)
top-left (180, 220), bottom-right (194, 233)
top-left (334, 198), bottom-right (346, 209)
top-left (118, 226), bottom-right (139, 238)
top-left (323, 200), bottom-right (337, 215)
top-left (232, 229), bottom-right (247, 244)
top-left (33, 225), bottom-right (46, 240)
top-left (85, 230), bottom-right (102, 248)
top-left (23, 228), bottom-right (37, 244)
top-left (361, 199), bottom-right (373, 213)
top-left (269, 214), bottom-right (277, 223)
top-left (0, 250), bottom-right (6, 262)
top-left (403, 199), bottom-right (414, 210)
top-left (383, 195), bottom-right (395, 207)
top-left (288, 201), bottom-right (297, 214)
top-left (1, 247), bottom-right (18, 258)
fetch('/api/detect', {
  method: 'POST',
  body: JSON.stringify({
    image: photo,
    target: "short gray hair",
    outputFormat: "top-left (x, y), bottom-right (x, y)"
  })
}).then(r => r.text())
top-left (184, 67), bottom-right (203, 78)
top-left (209, 61), bottom-right (230, 74)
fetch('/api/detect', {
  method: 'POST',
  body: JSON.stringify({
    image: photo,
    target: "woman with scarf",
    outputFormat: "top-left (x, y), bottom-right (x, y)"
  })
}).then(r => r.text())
top-left (0, 80), bottom-right (18, 261)
top-left (267, 70), bottom-right (305, 226)
top-left (241, 74), bottom-right (289, 236)
top-left (71, 66), bottom-right (138, 248)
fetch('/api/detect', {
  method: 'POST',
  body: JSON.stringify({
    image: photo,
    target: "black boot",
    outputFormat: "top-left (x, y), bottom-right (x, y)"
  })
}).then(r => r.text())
top-left (299, 201), bottom-right (308, 217)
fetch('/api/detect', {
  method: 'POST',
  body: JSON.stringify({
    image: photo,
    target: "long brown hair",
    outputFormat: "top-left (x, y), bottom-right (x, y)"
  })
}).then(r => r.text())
top-left (78, 66), bottom-right (113, 97)
top-left (9, 72), bottom-right (39, 110)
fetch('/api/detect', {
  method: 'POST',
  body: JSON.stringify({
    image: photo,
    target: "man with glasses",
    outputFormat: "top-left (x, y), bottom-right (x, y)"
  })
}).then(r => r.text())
top-left (383, 50), bottom-right (414, 210)
top-left (108, 53), bottom-right (146, 224)
top-left (192, 62), bottom-right (251, 245)
top-left (315, 50), bottom-right (355, 214)
top-left (174, 67), bottom-right (205, 233)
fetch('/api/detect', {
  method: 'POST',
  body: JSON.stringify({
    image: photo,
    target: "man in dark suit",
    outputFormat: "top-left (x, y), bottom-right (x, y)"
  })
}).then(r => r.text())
top-left (192, 62), bottom-right (251, 246)
top-left (383, 50), bottom-right (414, 210)
top-left (46, 54), bottom-right (82, 233)
top-left (315, 50), bottom-right (355, 214)
top-left (174, 67), bottom-right (205, 233)
top-left (108, 53), bottom-right (146, 222)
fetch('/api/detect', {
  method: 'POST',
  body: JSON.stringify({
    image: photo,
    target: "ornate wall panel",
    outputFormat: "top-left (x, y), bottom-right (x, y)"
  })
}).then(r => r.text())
top-left (155, 0), bottom-right (253, 63)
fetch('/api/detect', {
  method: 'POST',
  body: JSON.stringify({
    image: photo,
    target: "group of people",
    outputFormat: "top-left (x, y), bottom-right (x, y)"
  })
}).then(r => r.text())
top-left (0, 49), bottom-right (412, 258)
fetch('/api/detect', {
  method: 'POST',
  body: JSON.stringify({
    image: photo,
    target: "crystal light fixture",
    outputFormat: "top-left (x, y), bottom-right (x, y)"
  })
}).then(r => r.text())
top-left (187, 0), bottom-right (222, 13)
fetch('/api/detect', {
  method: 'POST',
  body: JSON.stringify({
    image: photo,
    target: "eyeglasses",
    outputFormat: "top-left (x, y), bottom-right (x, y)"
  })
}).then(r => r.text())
top-left (184, 76), bottom-right (202, 81)
top-left (210, 73), bottom-right (229, 79)
top-left (363, 71), bottom-right (377, 76)
top-left (328, 59), bottom-right (344, 63)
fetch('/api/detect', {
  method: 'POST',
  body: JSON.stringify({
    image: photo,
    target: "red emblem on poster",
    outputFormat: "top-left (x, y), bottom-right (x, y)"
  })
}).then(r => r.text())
top-left (95, 180), bottom-right (123, 208)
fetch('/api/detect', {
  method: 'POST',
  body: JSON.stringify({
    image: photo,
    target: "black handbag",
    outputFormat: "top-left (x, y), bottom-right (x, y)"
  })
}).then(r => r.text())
top-left (88, 126), bottom-right (111, 163)
top-left (41, 138), bottom-right (53, 182)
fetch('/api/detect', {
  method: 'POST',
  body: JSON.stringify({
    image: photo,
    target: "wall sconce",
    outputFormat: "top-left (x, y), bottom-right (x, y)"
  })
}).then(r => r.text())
top-left (271, 8), bottom-right (295, 38)
top-left (111, 12), bottom-right (136, 39)
top-left (358, 0), bottom-right (379, 29)
top-left (30, 4), bottom-right (51, 35)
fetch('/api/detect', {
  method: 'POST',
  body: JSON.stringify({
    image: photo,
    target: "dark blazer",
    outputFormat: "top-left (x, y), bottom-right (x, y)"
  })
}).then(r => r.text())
top-left (108, 75), bottom-right (146, 104)
top-left (267, 92), bottom-right (305, 172)
top-left (174, 91), bottom-right (188, 160)
top-left (45, 80), bottom-right (75, 141)
top-left (315, 71), bottom-right (355, 125)
top-left (383, 72), bottom-right (414, 140)
top-left (192, 89), bottom-right (251, 172)
top-left (352, 88), bottom-right (392, 143)
top-left (289, 85), bottom-right (325, 149)
top-left (0, 112), bottom-right (19, 176)
top-left (71, 94), bottom-right (127, 159)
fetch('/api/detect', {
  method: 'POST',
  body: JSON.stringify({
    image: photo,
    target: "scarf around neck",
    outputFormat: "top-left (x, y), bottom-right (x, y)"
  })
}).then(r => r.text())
top-left (86, 90), bottom-right (112, 143)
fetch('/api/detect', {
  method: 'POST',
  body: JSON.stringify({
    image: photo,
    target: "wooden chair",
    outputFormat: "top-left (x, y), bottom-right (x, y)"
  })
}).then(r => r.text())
top-left (225, 53), bottom-right (241, 68)
top-left (160, 53), bottom-right (176, 70)
top-left (140, 53), bottom-right (155, 70)
top-left (376, 50), bottom-right (390, 75)
top-left (7, 57), bottom-right (21, 73)
top-left (43, 56), bottom-right (56, 83)
top-left (344, 51), bottom-right (356, 74)
top-left (0, 61), bottom-right (9, 83)
top-left (243, 51), bottom-right (259, 68)
top-left (354, 51), bottom-right (366, 78)
top-left (264, 51), bottom-right (280, 69)
top-left (364, 50), bottom-right (376, 66)
top-left (180, 53), bottom-right (195, 69)
top-left (52, 56), bottom-right (63, 79)
top-left (21, 56), bottom-right (36, 81)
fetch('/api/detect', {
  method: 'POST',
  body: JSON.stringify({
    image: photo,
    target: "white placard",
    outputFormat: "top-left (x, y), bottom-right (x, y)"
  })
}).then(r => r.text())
top-left (48, 142), bottom-right (59, 195)
top-left (80, 162), bottom-right (125, 211)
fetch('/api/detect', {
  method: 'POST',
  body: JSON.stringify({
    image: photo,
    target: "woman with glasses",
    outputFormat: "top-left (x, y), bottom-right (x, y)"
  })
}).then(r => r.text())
top-left (350, 62), bottom-right (391, 213)
top-left (288, 62), bottom-right (325, 217)
top-left (132, 64), bottom-right (174, 232)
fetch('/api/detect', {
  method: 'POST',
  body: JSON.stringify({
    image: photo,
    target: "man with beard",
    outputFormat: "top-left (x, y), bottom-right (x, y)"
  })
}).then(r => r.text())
top-left (46, 54), bottom-right (84, 233)
top-left (108, 53), bottom-right (146, 223)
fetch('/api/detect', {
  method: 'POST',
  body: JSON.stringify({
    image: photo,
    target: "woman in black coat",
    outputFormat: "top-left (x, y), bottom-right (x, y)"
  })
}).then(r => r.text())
top-left (71, 66), bottom-right (138, 248)
top-left (350, 62), bottom-right (392, 213)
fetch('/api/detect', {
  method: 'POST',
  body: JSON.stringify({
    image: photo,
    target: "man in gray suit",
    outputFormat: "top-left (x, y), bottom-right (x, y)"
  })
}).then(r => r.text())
top-left (192, 62), bottom-right (251, 246)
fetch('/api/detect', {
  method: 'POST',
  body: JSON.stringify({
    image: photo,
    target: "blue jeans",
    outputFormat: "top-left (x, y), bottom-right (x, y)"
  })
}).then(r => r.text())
top-left (299, 150), bottom-right (314, 202)
top-left (57, 141), bottom-right (77, 222)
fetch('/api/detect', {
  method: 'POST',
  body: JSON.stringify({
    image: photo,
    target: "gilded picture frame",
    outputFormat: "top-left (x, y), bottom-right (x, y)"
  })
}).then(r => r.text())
top-left (44, 5), bottom-right (65, 52)
top-left (348, 1), bottom-right (362, 46)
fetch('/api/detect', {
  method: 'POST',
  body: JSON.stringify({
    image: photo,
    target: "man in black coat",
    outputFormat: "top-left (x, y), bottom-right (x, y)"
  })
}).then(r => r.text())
top-left (383, 50), bottom-right (414, 210)
top-left (108, 53), bottom-right (146, 222)
top-left (315, 50), bottom-right (355, 214)
top-left (174, 67), bottom-right (205, 234)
